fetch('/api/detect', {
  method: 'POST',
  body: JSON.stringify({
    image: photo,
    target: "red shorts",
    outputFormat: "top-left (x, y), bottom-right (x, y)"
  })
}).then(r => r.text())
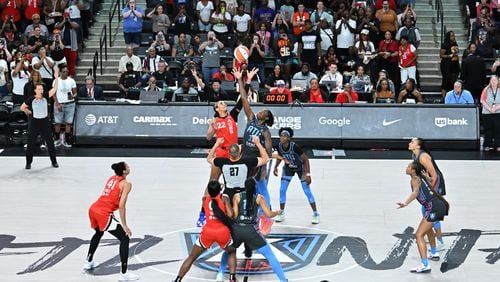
top-left (197, 225), bottom-right (232, 249)
top-left (89, 205), bottom-right (114, 232)
top-left (216, 147), bottom-right (230, 158)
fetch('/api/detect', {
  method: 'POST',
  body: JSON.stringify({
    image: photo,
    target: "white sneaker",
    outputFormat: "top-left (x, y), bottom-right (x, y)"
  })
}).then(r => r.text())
top-left (62, 140), bottom-right (72, 148)
top-left (437, 241), bottom-right (446, 251)
top-left (275, 213), bottom-right (285, 222)
top-left (40, 143), bottom-right (47, 150)
top-left (83, 260), bottom-right (99, 270)
top-left (118, 271), bottom-right (139, 281)
top-left (23, 144), bottom-right (27, 149)
top-left (428, 253), bottom-right (440, 261)
top-left (312, 213), bottom-right (320, 224)
top-left (215, 272), bottom-right (224, 282)
top-left (410, 264), bottom-right (431, 273)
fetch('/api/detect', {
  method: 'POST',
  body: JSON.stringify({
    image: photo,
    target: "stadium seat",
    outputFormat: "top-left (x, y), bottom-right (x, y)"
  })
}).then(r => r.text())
top-left (142, 19), bottom-right (153, 33)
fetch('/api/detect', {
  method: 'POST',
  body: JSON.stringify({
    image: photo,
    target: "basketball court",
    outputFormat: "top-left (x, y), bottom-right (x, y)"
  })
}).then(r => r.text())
top-left (0, 155), bottom-right (499, 281)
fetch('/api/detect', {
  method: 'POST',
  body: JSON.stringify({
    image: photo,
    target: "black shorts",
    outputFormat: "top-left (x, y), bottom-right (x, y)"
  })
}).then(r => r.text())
top-left (283, 166), bottom-right (304, 179)
top-left (230, 224), bottom-right (267, 251)
top-left (425, 198), bottom-right (447, 222)
top-left (223, 187), bottom-right (243, 200)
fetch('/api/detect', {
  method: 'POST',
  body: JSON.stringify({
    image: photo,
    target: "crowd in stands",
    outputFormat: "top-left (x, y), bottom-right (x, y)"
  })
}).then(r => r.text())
top-left (113, 0), bottom-right (499, 105)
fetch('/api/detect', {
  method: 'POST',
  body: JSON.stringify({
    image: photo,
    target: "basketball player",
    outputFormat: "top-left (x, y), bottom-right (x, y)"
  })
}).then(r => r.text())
top-left (84, 162), bottom-right (139, 281)
top-left (397, 161), bottom-right (449, 273)
top-left (408, 137), bottom-right (447, 250)
top-left (218, 177), bottom-right (287, 282)
top-left (174, 180), bottom-right (237, 282)
top-left (233, 67), bottom-right (275, 235)
top-left (196, 100), bottom-right (243, 227)
top-left (273, 127), bottom-right (320, 224)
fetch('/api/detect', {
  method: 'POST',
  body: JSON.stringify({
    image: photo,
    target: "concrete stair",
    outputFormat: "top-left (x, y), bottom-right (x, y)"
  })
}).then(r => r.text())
top-left (413, 0), bottom-right (468, 93)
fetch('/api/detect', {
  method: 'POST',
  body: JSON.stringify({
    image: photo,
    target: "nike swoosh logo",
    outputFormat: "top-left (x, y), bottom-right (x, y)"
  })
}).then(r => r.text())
top-left (382, 118), bottom-right (402, 126)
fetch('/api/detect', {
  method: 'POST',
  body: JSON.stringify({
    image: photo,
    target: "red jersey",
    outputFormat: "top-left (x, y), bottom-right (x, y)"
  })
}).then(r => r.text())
top-left (214, 115), bottom-right (238, 157)
top-left (92, 175), bottom-right (125, 214)
top-left (399, 44), bottom-right (416, 68)
top-left (335, 91), bottom-right (359, 103)
top-left (0, 0), bottom-right (22, 22)
top-left (203, 194), bottom-right (227, 229)
top-left (292, 11), bottom-right (310, 36)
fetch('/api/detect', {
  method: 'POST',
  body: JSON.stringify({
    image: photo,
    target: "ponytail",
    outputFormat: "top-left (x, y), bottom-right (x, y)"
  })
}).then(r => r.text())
top-left (111, 162), bottom-right (126, 176)
top-left (244, 177), bottom-right (257, 215)
top-left (207, 180), bottom-right (233, 228)
top-left (412, 160), bottom-right (450, 214)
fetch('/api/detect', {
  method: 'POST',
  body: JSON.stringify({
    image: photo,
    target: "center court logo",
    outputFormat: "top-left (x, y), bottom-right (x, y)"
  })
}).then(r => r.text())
top-left (435, 117), bottom-right (468, 128)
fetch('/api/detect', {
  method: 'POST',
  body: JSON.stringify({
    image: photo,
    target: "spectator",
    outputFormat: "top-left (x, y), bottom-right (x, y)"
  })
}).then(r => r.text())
top-left (197, 78), bottom-right (229, 102)
top-left (320, 46), bottom-right (340, 72)
top-left (335, 9), bottom-right (356, 59)
top-left (52, 64), bottom-right (77, 148)
top-left (212, 64), bottom-right (234, 82)
top-left (306, 78), bottom-right (327, 103)
top-left (42, 0), bottom-right (66, 32)
top-left (233, 4), bottom-right (251, 46)
top-left (0, 39), bottom-right (11, 62)
top-left (11, 51), bottom-right (30, 105)
top-left (152, 59), bottom-right (174, 87)
top-left (27, 25), bottom-right (48, 54)
top-left (310, 1), bottom-right (333, 29)
top-left (147, 4), bottom-right (170, 34)
top-left (465, 0), bottom-right (479, 41)
top-left (143, 76), bottom-right (162, 91)
top-left (24, 14), bottom-right (49, 41)
top-left (77, 75), bottom-right (104, 100)
top-left (265, 64), bottom-right (286, 90)
top-left (439, 31), bottom-right (460, 96)
top-left (210, 1), bottom-right (232, 44)
top-left (280, 0), bottom-right (294, 25)
top-left (31, 47), bottom-right (54, 87)
top-left (268, 79), bottom-right (292, 103)
top-left (271, 13), bottom-right (289, 41)
top-left (475, 28), bottom-right (495, 59)
top-left (480, 75), bottom-right (500, 152)
top-left (377, 30), bottom-right (399, 87)
top-left (395, 17), bottom-right (421, 49)
top-left (373, 77), bottom-right (394, 102)
top-left (398, 35), bottom-right (418, 86)
top-left (335, 83), bottom-right (358, 103)
top-left (357, 6), bottom-right (380, 45)
top-left (397, 78), bottom-right (422, 103)
top-left (151, 31), bottom-right (171, 57)
top-left (0, 47), bottom-right (8, 97)
top-left (376, 69), bottom-right (396, 95)
top-left (333, 1), bottom-right (348, 26)
top-left (460, 42), bottom-right (486, 102)
top-left (248, 33), bottom-right (265, 83)
top-left (444, 80), bottom-right (474, 104)
top-left (199, 31), bottom-right (224, 83)
top-left (142, 47), bottom-right (161, 84)
top-left (297, 19), bottom-right (322, 73)
top-left (191, 33), bottom-right (202, 55)
top-left (0, 19), bottom-right (20, 51)
top-left (196, 0), bottom-right (214, 32)
top-left (49, 28), bottom-right (66, 69)
top-left (172, 77), bottom-right (198, 101)
top-left (172, 4), bottom-right (194, 35)
top-left (224, 0), bottom-right (238, 16)
top-left (492, 57), bottom-right (500, 77)
top-left (350, 65), bottom-right (372, 93)
top-left (275, 27), bottom-right (293, 79)
top-left (253, 0), bottom-right (275, 31)
top-left (375, 0), bottom-right (397, 11)
top-left (119, 62), bottom-right (141, 98)
top-left (118, 45), bottom-right (141, 75)
top-left (292, 63), bottom-right (318, 89)
top-left (355, 29), bottom-right (377, 82)
top-left (375, 0), bottom-right (398, 37)
top-left (0, 0), bottom-right (23, 31)
top-left (55, 11), bottom-right (79, 76)
top-left (23, 69), bottom-right (43, 101)
top-left (320, 63), bottom-right (343, 90)
top-left (256, 22), bottom-right (271, 56)
top-left (23, 1), bottom-right (43, 27)
top-left (292, 3), bottom-right (309, 37)
top-left (318, 18), bottom-right (334, 55)
top-left (65, 0), bottom-right (83, 48)
top-left (122, 0), bottom-right (144, 48)
top-left (172, 33), bottom-right (193, 57)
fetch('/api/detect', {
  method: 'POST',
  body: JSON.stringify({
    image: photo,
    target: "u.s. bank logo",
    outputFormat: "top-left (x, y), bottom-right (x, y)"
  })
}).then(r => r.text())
top-left (435, 117), bottom-right (468, 128)
top-left (184, 232), bottom-right (327, 274)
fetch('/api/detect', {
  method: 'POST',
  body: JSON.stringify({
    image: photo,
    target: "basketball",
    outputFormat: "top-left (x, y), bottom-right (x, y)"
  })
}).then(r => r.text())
top-left (234, 45), bottom-right (250, 63)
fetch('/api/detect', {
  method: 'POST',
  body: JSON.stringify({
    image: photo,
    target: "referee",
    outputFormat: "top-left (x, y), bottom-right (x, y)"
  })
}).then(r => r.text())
top-left (21, 82), bottom-right (58, 169)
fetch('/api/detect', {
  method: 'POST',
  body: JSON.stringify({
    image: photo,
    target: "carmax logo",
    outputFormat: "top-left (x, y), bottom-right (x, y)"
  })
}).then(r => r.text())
top-left (85, 114), bottom-right (96, 126)
top-left (435, 117), bottom-right (468, 128)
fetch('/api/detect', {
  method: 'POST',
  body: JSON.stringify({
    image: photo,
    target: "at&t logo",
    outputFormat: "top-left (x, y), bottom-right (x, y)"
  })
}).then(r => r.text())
top-left (84, 114), bottom-right (119, 126)
top-left (85, 114), bottom-right (96, 126)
